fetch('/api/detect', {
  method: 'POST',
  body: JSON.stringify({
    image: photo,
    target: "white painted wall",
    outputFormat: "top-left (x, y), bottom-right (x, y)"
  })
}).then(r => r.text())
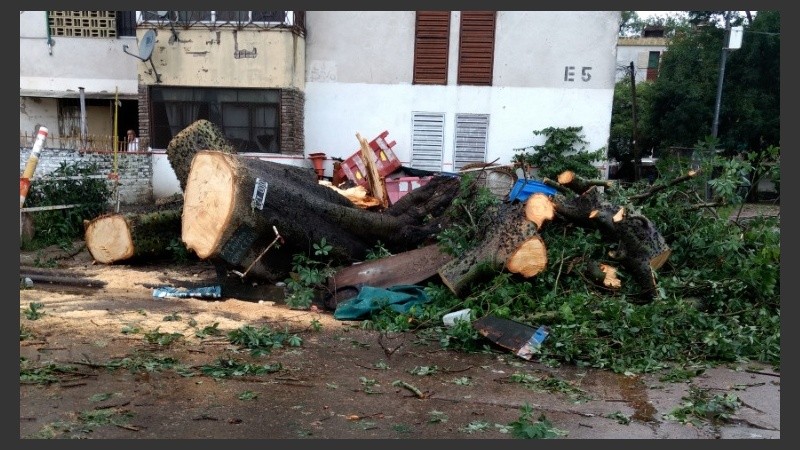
top-left (304, 11), bottom-right (619, 175)
top-left (304, 84), bottom-right (614, 172)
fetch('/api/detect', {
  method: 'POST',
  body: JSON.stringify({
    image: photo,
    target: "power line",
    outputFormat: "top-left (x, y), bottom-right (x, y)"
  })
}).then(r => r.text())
top-left (745, 30), bottom-right (780, 36)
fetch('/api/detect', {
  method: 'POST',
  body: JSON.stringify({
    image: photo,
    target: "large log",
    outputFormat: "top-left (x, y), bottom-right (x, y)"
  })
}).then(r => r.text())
top-left (84, 209), bottom-right (183, 264)
top-left (181, 150), bottom-right (461, 280)
top-left (438, 202), bottom-right (547, 297)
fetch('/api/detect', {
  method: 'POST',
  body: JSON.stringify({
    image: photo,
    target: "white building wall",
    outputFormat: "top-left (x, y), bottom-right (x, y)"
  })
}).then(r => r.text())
top-left (304, 11), bottom-right (619, 175)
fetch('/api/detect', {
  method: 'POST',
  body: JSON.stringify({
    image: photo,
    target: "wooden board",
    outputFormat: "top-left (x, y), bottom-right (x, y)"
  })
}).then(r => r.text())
top-left (328, 244), bottom-right (452, 292)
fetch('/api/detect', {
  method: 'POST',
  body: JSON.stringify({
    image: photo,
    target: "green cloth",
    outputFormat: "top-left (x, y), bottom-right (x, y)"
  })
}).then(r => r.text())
top-left (333, 285), bottom-right (430, 320)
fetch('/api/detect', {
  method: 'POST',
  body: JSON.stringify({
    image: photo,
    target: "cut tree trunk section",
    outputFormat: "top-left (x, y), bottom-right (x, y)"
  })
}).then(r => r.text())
top-left (84, 210), bottom-right (182, 264)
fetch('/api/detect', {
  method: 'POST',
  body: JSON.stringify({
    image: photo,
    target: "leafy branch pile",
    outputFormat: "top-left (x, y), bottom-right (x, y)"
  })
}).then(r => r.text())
top-left (342, 127), bottom-right (779, 374)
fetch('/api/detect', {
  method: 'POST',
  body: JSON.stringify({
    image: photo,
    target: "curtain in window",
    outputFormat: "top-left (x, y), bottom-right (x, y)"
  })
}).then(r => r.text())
top-left (165, 103), bottom-right (201, 137)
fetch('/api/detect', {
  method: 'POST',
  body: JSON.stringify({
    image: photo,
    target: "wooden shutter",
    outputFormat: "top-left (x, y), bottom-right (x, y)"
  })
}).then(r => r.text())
top-left (454, 114), bottom-right (489, 170)
top-left (457, 11), bottom-right (495, 86)
top-left (411, 112), bottom-right (445, 171)
top-left (636, 51), bottom-right (649, 69)
top-left (413, 11), bottom-right (450, 85)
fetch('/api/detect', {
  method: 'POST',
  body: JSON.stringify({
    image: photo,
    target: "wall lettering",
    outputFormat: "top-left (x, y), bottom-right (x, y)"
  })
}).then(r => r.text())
top-left (564, 66), bottom-right (592, 82)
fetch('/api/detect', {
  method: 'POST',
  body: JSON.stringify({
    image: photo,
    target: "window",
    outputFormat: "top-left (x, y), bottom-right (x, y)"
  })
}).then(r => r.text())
top-left (116, 11), bottom-right (136, 37)
top-left (646, 51), bottom-right (661, 81)
top-left (149, 87), bottom-right (280, 153)
top-left (413, 11), bottom-right (451, 85)
top-left (411, 112), bottom-right (445, 171)
top-left (457, 11), bottom-right (496, 86)
top-left (453, 114), bottom-right (489, 170)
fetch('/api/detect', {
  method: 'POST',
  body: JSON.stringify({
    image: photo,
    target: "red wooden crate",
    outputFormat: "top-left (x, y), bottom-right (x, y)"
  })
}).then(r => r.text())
top-left (334, 131), bottom-right (401, 187)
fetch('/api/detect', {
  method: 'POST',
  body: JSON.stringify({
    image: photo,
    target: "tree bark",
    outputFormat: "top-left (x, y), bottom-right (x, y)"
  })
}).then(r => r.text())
top-left (84, 209), bottom-right (183, 264)
top-left (557, 170), bottom-right (613, 194)
top-left (165, 120), bottom-right (237, 192)
top-left (438, 202), bottom-right (546, 297)
top-left (181, 150), bottom-right (461, 280)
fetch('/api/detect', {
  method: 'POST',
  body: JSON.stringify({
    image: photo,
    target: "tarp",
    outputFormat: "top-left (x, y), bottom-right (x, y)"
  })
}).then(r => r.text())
top-left (333, 285), bottom-right (430, 320)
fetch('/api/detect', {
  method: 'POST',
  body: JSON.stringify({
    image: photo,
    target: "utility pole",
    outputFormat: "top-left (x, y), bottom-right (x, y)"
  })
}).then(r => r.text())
top-left (711, 14), bottom-right (731, 139)
top-left (630, 61), bottom-right (641, 181)
top-left (712, 14), bottom-right (744, 139)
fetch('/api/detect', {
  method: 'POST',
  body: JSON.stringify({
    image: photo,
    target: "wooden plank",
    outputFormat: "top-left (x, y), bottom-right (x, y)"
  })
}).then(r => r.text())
top-left (328, 244), bottom-right (453, 293)
top-left (356, 132), bottom-right (388, 208)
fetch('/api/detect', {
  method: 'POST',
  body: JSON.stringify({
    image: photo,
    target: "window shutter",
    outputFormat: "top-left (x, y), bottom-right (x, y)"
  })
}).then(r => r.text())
top-left (411, 112), bottom-right (445, 171)
top-left (457, 11), bottom-right (495, 86)
top-left (413, 11), bottom-right (451, 85)
top-left (454, 114), bottom-right (489, 170)
top-left (636, 51), bottom-right (649, 69)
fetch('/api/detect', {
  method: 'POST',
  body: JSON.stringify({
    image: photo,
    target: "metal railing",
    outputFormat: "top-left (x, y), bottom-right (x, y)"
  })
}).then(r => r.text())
top-left (137, 10), bottom-right (305, 36)
top-left (19, 132), bottom-right (150, 153)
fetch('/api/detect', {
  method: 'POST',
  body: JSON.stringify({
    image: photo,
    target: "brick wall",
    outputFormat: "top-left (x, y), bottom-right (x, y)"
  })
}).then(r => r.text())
top-left (280, 89), bottom-right (304, 155)
top-left (20, 147), bottom-right (154, 205)
top-left (137, 85), bottom-right (150, 145)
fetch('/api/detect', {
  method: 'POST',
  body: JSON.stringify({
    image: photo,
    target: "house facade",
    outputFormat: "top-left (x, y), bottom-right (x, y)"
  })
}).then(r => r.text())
top-left (21, 11), bottom-right (621, 202)
top-left (616, 26), bottom-right (668, 83)
top-left (305, 11), bottom-right (620, 177)
top-left (20, 11), bottom-right (140, 148)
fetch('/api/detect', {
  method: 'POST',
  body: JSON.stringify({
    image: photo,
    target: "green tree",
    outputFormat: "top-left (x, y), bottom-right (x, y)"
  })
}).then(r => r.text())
top-left (608, 76), bottom-right (656, 178)
top-left (619, 11), bottom-right (692, 37)
top-left (644, 11), bottom-right (779, 155)
top-left (721, 10), bottom-right (780, 154)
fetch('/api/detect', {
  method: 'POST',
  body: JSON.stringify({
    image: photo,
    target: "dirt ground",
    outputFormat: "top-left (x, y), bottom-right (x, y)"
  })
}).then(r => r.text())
top-left (19, 204), bottom-right (780, 439)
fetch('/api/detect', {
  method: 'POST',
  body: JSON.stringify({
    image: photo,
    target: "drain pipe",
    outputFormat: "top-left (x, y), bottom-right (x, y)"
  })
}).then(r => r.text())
top-left (45, 11), bottom-right (53, 55)
top-left (79, 87), bottom-right (88, 150)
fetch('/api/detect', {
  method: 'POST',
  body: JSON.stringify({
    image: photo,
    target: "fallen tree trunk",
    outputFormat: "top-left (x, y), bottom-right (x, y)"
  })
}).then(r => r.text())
top-left (181, 150), bottom-right (461, 280)
top-left (84, 209), bottom-right (183, 264)
top-left (166, 120), bottom-right (236, 192)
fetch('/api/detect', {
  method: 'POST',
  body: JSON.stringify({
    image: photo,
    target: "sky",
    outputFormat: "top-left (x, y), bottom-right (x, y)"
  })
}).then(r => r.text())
top-left (636, 11), bottom-right (687, 20)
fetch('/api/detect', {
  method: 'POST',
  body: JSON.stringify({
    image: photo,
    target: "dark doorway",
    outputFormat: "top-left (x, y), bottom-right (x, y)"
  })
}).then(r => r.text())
top-left (116, 99), bottom-right (139, 147)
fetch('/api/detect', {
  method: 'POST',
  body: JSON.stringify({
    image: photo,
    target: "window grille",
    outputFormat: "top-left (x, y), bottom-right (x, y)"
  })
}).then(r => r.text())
top-left (49, 11), bottom-right (118, 38)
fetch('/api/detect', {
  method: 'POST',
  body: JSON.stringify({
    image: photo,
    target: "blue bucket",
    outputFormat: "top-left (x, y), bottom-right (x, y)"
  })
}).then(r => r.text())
top-left (508, 179), bottom-right (558, 202)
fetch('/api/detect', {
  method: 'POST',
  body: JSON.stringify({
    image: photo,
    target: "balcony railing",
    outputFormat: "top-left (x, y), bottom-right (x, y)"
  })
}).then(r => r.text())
top-left (19, 133), bottom-right (150, 153)
top-left (137, 10), bottom-right (305, 36)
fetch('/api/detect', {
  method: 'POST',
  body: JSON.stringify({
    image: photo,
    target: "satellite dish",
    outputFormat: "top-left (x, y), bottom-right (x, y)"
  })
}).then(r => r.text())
top-left (138, 29), bottom-right (156, 61)
top-left (122, 29), bottom-right (162, 83)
